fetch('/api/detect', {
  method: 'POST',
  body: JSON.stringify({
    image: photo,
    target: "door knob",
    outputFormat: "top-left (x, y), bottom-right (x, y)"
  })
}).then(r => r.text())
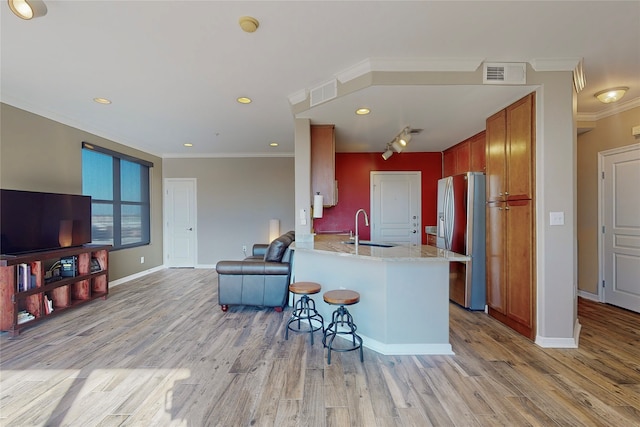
top-left (412, 230), bottom-right (417, 234)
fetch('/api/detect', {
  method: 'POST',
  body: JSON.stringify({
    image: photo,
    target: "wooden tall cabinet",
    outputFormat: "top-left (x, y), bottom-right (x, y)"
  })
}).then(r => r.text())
top-left (485, 92), bottom-right (536, 340)
top-left (311, 124), bottom-right (337, 206)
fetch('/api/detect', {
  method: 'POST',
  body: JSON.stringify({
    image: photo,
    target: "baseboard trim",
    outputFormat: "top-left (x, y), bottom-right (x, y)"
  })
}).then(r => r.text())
top-left (535, 319), bottom-right (581, 348)
top-left (332, 328), bottom-right (454, 356)
top-left (577, 290), bottom-right (599, 302)
top-left (110, 265), bottom-right (166, 288)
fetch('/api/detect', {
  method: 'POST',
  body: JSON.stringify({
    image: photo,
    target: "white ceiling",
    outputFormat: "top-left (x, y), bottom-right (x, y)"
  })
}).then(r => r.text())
top-left (2, 1), bottom-right (639, 157)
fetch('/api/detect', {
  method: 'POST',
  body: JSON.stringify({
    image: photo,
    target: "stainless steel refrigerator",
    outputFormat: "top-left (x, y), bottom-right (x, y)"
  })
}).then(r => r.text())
top-left (436, 172), bottom-right (486, 310)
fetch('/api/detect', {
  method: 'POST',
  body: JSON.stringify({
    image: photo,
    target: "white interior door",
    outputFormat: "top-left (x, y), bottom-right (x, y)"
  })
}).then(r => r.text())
top-left (164, 178), bottom-right (197, 267)
top-left (371, 171), bottom-right (421, 245)
top-left (600, 144), bottom-right (640, 313)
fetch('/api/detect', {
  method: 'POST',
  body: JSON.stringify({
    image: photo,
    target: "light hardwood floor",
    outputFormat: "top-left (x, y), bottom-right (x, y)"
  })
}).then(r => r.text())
top-left (1, 268), bottom-right (639, 426)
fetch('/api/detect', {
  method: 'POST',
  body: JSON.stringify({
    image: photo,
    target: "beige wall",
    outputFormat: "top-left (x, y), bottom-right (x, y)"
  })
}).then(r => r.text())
top-left (163, 157), bottom-right (295, 265)
top-left (577, 106), bottom-right (640, 295)
top-left (0, 103), bottom-right (164, 281)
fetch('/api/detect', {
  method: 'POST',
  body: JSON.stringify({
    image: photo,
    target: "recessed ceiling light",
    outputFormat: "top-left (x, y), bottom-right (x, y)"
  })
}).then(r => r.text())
top-left (93, 97), bottom-right (111, 105)
top-left (237, 97), bottom-right (252, 104)
top-left (355, 108), bottom-right (370, 115)
top-left (184, 143), bottom-right (193, 147)
top-left (269, 142), bottom-right (279, 147)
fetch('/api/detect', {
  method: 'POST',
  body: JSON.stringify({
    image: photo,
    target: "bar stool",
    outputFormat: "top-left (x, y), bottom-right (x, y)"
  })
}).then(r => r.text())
top-left (285, 282), bottom-right (324, 345)
top-left (322, 289), bottom-right (363, 364)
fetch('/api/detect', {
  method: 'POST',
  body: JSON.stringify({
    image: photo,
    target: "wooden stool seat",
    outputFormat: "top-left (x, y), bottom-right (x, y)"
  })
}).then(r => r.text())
top-left (289, 281), bottom-right (321, 295)
top-left (323, 289), bottom-right (360, 306)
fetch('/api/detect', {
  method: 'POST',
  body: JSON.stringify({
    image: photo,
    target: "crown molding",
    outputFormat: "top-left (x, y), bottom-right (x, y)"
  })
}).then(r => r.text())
top-left (576, 97), bottom-right (640, 122)
top-left (529, 57), bottom-right (583, 71)
top-left (335, 57), bottom-right (484, 84)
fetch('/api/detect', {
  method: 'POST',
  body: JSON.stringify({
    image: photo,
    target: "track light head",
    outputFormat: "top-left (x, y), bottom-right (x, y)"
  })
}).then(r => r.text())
top-left (391, 138), bottom-right (405, 153)
top-left (399, 128), bottom-right (412, 145)
top-left (8, 0), bottom-right (47, 19)
top-left (382, 149), bottom-right (393, 160)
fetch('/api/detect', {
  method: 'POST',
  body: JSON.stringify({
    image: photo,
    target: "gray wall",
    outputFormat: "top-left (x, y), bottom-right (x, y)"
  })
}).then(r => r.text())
top-left (163, 157), bottom-right (295, 265)
top-left (0, 103), bottom-right (164, 281)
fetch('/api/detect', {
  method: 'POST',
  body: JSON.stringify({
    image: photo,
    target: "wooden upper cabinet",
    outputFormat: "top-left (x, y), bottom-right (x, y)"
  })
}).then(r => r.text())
top-left (485, 92), bottom-right (534, 202)
top-left (456, 141), bottom-right (470, 174)
top-left (485, 109), bottom-right (507, 202)
top-left (310, 124), bottom-right (337, 206)
top-left (442, 131), bottom-right (485, 177)
top-left (469, 131), bottom-right (486, 173)
top-left (443, 149), bottom-right (456, 177)
top-left (506, 93), bottom-right (535, 200)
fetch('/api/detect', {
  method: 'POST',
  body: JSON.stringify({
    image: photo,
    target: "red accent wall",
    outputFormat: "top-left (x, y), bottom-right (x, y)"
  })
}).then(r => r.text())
top-left (313, 152), bottom-right (442, 243)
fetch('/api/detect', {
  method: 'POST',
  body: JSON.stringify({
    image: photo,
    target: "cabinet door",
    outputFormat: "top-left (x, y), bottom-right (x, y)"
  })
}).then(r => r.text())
top-left (311, 125), bottom-right (336, 206)
top-left (506, 199), bottom-right (534, 333)
top-left (506, 93), bottom-right (534, 200)
top-left (470, 132), bottom-right (486, 172)
top-left (455, 141), bottom-right (470, 175)
top-left (485, 109), bottom-right (506, 202)
top-left (486, 202), bottom-right (506, 314)
top-left (443, 149), bottom-right (456, 177)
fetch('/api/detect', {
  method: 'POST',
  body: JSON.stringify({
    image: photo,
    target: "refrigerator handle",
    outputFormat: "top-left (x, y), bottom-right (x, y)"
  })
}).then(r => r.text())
top-left (444, 178), bottom-right (453, 250)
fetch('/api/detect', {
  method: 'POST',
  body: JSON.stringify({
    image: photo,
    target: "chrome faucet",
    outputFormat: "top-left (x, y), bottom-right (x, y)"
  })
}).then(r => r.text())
top-left (354, 208), bottom-right (369, 246)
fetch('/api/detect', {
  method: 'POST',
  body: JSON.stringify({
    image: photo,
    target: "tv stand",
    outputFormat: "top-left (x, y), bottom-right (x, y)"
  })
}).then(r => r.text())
top-left (0, 245), bottom-right (110, 337)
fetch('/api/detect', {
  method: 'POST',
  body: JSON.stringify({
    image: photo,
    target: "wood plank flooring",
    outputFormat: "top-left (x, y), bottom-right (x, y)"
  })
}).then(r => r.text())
top-left (1, 268), bottom-right (639, 426)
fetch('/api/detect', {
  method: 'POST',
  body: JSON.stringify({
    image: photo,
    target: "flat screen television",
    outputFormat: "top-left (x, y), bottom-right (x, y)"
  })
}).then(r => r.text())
top-left (1, 189), bottom-right (92, 255)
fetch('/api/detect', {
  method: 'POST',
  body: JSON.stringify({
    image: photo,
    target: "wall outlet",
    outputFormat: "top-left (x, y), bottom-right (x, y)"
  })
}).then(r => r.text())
top-left (140, 256), bottom-right (145, 264)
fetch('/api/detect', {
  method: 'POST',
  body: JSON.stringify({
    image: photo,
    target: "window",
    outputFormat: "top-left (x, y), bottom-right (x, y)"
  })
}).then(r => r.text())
top-left (82, 142), bottom-right (153, 250)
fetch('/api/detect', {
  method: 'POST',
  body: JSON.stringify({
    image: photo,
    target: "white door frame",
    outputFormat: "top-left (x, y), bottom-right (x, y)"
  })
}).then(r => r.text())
top-left (598, 143), bottom-right (640, 302)
top-left (163, 178), bottom-right (198, 267)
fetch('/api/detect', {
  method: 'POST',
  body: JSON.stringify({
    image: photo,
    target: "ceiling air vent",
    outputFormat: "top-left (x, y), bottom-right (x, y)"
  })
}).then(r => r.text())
top-left (309, 79), bottom-right (337, 107)
top-left (483, 62), bottom-right (526, 85)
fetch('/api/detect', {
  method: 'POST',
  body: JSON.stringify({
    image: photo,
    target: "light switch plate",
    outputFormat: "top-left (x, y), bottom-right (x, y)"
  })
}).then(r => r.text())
top-left (550, 211), bottom-right (565, 226)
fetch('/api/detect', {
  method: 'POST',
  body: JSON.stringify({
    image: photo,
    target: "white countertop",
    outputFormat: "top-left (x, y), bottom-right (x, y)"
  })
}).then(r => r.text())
top-left (291, 235), bottom-right (469, 262)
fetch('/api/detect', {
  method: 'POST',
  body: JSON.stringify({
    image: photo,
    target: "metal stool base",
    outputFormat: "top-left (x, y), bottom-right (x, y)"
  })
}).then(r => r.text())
top-left (322, 305), bottom-right (363, 364)
top-left (285, 294), bottom-right (324, 345)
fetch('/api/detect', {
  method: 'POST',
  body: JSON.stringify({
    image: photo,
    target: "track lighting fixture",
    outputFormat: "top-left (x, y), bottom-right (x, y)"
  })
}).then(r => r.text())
top-left (382, 126), bottom-right (412, 160)
top-left (8, 0), bottom-right (47, 20)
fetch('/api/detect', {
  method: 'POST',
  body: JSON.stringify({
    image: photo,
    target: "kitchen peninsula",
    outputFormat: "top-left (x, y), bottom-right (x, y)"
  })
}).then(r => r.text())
top-left (292, 235), bottom-right (469, 355)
